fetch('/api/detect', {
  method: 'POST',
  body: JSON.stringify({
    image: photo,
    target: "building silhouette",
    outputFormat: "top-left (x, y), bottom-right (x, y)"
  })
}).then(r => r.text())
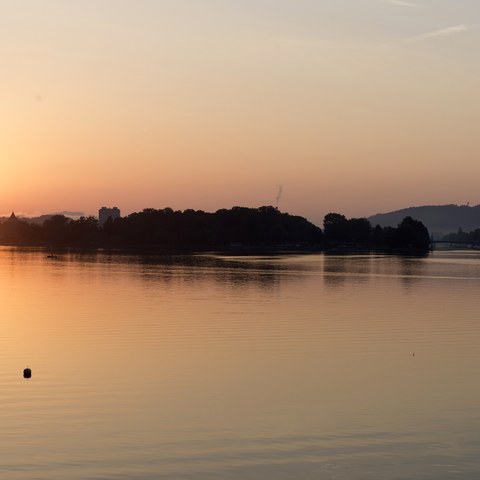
top-left (99, 207), bottom-right (120, 226)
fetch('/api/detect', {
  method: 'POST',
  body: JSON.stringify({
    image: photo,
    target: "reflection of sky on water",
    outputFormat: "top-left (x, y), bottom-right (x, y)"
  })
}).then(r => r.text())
top-left (2, 247), bottom-right (480, 479)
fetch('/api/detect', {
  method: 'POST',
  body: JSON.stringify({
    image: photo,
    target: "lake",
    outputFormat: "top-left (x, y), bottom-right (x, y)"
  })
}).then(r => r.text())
top-left (1, 247), bottom-right (480, 479)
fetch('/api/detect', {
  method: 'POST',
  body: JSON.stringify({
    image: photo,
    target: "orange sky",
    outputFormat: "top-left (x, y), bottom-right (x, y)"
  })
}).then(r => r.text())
top-left (1, 1), bottom-right (479, 225)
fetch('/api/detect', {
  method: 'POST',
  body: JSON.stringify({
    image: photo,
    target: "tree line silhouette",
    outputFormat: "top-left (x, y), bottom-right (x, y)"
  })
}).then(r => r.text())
top-left (323, 213), bottom-right (431, 251)
top-left (442, 227), bottom-right (480, 244)
top-left (0, 207), bottom-right (431, 252)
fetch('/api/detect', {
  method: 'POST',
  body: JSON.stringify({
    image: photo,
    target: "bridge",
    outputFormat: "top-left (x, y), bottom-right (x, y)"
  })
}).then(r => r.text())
top-left (431, 240), bottom-right (480, 249)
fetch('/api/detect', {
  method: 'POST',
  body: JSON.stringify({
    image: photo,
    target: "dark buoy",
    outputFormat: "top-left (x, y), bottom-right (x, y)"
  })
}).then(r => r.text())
top-left (23, 368), bottom-right (32, 379)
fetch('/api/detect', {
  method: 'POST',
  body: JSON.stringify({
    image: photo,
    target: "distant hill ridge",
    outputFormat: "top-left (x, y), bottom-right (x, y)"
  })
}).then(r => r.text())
top-left (368, 204), bottom-right (480, 239)
top-left (0, 211), bottom-right (84, 225)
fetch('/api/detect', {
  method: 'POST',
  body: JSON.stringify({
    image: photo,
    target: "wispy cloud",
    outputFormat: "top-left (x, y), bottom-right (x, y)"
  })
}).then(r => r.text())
top-left (380, 0), bottom-right (421, 7)
top-left (405, 24), bottom-right (469, 43)
top-left (368, 23), bottom-right (477, 59)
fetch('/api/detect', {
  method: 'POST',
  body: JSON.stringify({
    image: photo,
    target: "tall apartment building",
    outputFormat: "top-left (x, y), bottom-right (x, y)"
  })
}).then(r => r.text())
top-left (99, 207), bottom-right (120, 226)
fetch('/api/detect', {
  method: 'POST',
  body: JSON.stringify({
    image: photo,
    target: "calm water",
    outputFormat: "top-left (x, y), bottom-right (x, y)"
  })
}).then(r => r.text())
top-left (1, 248), bottom-right (480, 479)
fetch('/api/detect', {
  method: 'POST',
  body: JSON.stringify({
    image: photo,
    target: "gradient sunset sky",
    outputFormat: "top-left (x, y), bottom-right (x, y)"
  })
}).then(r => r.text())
top-left (1, 0), bottom-right (479, 225)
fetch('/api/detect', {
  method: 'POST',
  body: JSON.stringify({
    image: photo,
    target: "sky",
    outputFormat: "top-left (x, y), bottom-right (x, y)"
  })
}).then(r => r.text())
top-left (1, 0), bottom-right (479, 225)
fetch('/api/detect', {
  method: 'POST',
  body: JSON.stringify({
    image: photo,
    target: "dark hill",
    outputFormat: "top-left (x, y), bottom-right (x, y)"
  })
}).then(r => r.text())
top-left (368, 204), bottom-right (480, 239)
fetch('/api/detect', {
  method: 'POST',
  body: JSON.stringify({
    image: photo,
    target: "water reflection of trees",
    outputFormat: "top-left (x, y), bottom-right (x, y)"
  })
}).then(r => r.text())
top-left (1, 248), bottom-right (432, 293)
top-left (397, 256), bottom-right (427, 288)
top-left (323, 254), bottom-right (374, 288)
top-left (61, 252), bottom-right (288, 290)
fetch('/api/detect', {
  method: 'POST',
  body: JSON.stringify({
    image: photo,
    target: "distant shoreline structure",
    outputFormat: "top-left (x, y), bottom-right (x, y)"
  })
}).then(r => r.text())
top-left (98, 207), bottom-right (121, 226)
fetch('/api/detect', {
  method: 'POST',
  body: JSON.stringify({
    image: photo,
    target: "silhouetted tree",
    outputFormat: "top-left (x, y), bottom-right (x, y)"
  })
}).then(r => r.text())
top-left (386, 216), bottom-right (431, 251)
top-left (347, 218), bottom-right (372, 243)
top-left (42, 215), bottom-right (71, 244)
top-left (323, 213), bottom-right (348, 242)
